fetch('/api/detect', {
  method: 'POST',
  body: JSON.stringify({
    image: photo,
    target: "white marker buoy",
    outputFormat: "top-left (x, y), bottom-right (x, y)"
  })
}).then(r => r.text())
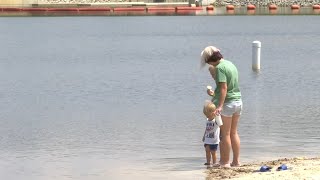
top-left (252, 41), bottom-right (261, 71)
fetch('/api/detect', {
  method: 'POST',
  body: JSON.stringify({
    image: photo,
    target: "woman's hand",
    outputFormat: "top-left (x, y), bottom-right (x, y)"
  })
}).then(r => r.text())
top-left (214, 106), bottom-right (222, 116)
top-left (207, 89), bottom-right (214, 96)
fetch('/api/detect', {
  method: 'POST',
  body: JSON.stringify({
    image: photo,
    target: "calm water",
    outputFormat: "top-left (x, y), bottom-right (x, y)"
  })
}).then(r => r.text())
top-left (0, 16), bottom-right (319, 180)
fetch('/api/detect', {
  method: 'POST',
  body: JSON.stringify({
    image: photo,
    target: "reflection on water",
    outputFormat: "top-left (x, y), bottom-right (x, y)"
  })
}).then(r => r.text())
top-left (153, 157), bottom-right (203, 171)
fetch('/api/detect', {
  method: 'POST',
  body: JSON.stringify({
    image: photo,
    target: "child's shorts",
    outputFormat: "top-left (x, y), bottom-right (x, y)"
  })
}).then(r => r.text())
top-left (204, 144), bottom-right (218, 151)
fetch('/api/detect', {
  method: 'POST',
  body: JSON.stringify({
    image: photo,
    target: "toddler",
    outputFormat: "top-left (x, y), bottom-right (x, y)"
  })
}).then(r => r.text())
top-left (202, 101), bottom-right (222, 166)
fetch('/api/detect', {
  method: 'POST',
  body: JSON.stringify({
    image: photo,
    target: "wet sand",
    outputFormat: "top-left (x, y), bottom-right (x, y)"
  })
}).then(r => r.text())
top-left (205, 157), bottom-right (320, 180)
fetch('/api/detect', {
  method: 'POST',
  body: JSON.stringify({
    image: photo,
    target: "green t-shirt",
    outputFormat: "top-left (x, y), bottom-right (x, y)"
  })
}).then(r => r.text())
top-left (213, 59), bottom-right (241, 106)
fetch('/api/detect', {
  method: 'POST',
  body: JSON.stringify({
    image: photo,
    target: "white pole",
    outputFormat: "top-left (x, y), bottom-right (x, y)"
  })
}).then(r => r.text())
top-left (252, 41), bottom-right (261, 71)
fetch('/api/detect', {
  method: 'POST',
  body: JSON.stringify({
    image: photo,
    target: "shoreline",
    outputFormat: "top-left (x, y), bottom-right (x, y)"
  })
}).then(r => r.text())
top-left (0, 4), bottom-right (319, 11)
top-left (0, 5), bottom-right (319, 16)
top-left (1, 0), bottom-right (319, 13)
top-left (205, 157), bottom-right (320, 179)
top-left (0, 1), bottom-right (319, 8)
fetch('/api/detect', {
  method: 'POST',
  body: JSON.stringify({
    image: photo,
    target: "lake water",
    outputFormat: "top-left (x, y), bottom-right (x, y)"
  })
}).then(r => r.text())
top-left (0, 16), bottom-right (319, 180)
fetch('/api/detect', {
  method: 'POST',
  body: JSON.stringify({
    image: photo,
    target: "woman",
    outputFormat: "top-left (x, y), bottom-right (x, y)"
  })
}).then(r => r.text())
top-left (201, 46), bottom-right (242, 167)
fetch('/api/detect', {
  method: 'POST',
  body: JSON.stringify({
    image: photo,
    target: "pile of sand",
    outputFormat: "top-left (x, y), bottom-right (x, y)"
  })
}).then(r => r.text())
top-left (205, 157), bottom-right (320, 180)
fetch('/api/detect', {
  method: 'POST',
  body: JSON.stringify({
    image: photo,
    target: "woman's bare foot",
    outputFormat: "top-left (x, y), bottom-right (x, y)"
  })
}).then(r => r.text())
top-left (230, 162), bottom-right (241, 167)
top-left (220, 163), bottom-right (231, 168)
top-left (212, 163), bottom-right (220, 168)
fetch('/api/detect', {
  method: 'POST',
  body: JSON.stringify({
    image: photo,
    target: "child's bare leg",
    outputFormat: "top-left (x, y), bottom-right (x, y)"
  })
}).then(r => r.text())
top-left (211, 150), bottom-right (217, 164)
top-left (205, 145), bottom-right (211, 165)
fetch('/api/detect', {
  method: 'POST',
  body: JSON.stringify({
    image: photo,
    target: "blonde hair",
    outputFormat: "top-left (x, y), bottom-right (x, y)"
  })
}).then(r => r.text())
top-left (200, 46), bottom-right (221, 68)
top-left (208, 65), bottom-right (216, 80)
top-left (203, 100), bottom-right (216, 116)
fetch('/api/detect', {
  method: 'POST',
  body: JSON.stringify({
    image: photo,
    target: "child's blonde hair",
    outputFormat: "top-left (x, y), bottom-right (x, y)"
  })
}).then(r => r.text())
top-left (208, 65), bottom-right (216, 80)
top-left (203, 100), bottom-right (216, 116)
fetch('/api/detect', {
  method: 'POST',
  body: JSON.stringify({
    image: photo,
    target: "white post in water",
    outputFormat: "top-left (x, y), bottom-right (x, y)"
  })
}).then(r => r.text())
top-left (252, 41), bottom-right (261, 71)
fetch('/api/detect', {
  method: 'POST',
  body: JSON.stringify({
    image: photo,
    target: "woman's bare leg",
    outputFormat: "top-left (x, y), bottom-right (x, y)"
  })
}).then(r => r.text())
top-left (231, 114), bottom-right (241, 166)
top-left (219, 115), bottom-right (232, 166)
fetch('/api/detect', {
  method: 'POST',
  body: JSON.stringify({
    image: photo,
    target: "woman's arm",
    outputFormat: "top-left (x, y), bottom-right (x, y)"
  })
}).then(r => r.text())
top-left (215, 82), bottom-right (227, 115)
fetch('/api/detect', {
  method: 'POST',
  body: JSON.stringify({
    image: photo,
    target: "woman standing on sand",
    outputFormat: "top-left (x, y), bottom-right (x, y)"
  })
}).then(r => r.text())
top-left (200, 46), bottom-right (243, 168)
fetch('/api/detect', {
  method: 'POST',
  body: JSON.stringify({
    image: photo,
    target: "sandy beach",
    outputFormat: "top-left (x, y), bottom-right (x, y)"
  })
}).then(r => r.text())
top-left (205, 157), bottom-right (320, 180)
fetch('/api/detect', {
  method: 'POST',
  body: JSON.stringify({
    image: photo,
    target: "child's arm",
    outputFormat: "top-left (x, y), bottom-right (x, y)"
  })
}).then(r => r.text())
top-left (202, 131), bottom-right (206, 142)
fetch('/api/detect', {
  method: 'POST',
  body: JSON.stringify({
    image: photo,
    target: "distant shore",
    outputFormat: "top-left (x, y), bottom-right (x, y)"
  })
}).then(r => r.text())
top-left (1, 0), bottom-right (319, 8)
top-left (34, 0), bottom-right (320, 7)
top-left (33, 1), bottom-right (320, 7)
top-left (1, 0), bottom-right (319, 15)
top-left (212, 0), bottom-right (320, 7)
top-left (205, 157), bottom-right (320, 180)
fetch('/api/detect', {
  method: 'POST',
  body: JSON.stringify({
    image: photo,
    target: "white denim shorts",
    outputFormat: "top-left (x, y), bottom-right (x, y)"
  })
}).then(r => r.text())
top-left (221, 100), bottom-right (243, 117)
